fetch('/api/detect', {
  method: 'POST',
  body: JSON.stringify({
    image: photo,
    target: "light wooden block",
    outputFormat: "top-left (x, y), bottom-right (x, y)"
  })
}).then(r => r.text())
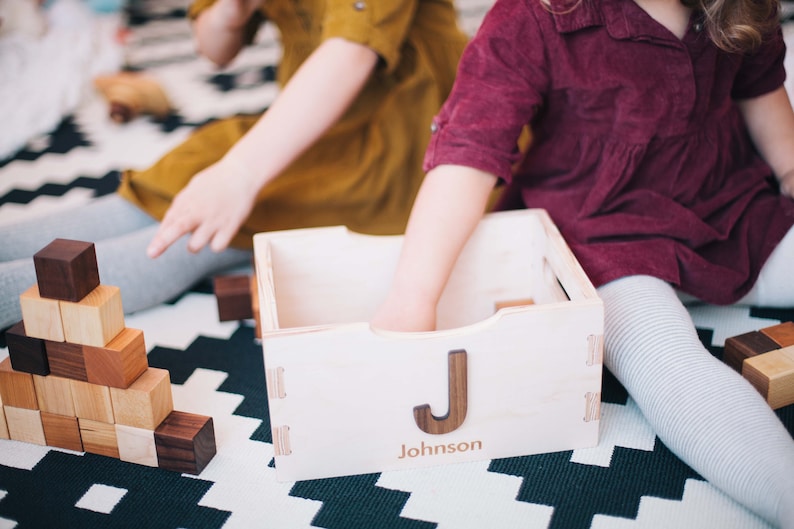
top-left (33, 374), bottom-right (75, 416)
top-left (0, 404), bottom-right (9, 440)
top-left (45, 340), bottom-right (88, 381)
top-left (743, 345), bottom-right (794, 409)
top-left (253, 209), bottom-right (603, 481)
top-left (59, 285), bottom-right (125, 347)
top-left (110, 367), bottom-right (173, 430)
top-left (154, 411), bottom-right (216, 475)
top-left (84, 327), bottom-right (148, 389)
top-left (116, 424), bottom-right (158, 467)
top-left (0, 357), bottom-right (38, 409)
top-left (79, 418), bottom-right (119, 458)
top-left (19, 285), bottom-right (65, 342)
top-left (760, 321), bottom-right (794, 348)
top-left (4, 406), bottom-right (46, 445)
top-left (70, 379), bottom-right (115, 423)
top-left (116, 424), bottom-right (157, 467)
top-left (5, 321), bottom-right (50, 375)
top-left (41, 412), bottom-right (83, 452)
top-left (33, 238), bottom-right (100, 302)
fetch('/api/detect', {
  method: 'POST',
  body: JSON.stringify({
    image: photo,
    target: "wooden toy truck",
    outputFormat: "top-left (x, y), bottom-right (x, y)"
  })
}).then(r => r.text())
top-left (253, 209), bottom-right (604, 482)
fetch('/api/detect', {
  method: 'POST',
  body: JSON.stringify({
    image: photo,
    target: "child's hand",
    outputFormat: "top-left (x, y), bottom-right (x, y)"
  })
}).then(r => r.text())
top-left (146, 158), bottom-right (260, 258)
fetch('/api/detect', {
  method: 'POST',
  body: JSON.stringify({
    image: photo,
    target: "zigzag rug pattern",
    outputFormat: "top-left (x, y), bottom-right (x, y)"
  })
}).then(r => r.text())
top-left (1, 1), bottom-right (792, 528)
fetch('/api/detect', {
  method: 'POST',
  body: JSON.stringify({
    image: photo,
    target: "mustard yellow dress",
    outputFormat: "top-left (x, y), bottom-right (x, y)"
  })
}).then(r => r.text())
top-left (117, 0), bottom-right (468, 249)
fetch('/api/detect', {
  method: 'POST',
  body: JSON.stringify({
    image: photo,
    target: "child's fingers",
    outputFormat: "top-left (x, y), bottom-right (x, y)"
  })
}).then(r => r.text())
top-left (147, 213), bottom-right (194, 258)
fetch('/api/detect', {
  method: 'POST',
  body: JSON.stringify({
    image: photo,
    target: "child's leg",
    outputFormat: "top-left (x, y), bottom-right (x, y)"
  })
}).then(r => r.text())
top-left (737, 226), bottom-right (794, 307)
top-left (0, 196), bottom-right (252, 330)
top-left (0, 194), bottom-right (156, 262)
top-left (598, 275), bottom-right (794, 528)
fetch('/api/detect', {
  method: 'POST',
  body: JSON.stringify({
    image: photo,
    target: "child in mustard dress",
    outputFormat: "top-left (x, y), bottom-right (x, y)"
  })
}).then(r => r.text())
top-left (0, 0), bottom-right (468, 329)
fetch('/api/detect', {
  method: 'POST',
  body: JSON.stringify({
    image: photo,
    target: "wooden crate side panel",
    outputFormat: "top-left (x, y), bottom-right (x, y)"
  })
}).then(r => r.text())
top-left (262, 303), bottom-right (602, 482)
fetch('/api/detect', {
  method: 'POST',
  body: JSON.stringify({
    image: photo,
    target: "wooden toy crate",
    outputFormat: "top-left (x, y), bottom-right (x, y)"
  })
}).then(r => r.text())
top-left (253, 209), bottom-right (603, 482)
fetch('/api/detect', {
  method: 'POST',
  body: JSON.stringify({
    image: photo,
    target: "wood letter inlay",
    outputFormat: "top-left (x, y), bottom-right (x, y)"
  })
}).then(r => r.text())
top-left (414, 349), bottom-right (468, 435)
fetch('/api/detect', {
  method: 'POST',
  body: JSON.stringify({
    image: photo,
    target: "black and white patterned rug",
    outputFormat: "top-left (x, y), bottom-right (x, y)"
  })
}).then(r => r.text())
top-left (1, 1), bottom-right (793, 528)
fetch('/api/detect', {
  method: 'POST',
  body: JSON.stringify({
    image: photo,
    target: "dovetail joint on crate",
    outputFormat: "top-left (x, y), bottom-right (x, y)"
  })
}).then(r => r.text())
top-left (587, 334), bottom-right (604, 366)
top-left (272, 425), bottom-right (291, 456)
top-left (266, 367), bottom-right (286, 399)
top-left (584, 392), bottom-right (601, 422)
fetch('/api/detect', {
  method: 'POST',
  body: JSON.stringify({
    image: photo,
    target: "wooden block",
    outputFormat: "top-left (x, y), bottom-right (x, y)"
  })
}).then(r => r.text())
top-left (84, 328), bottom-right (148, 389)
top-left (79, 418), bottom-right (119, 458)
top-left (33, 239), bottom-right (100, 302)
top-left (59, 285), bottom-right (124, 347)
top-left (45, 340), bottom-right (88, 381)
top-left (19, 285), bottom-right (65, 342)
top-left (33, 374), bottom-right (75, 416)
top-left (4, 406), bottom-right (46, 445)
top-left (5, 321), bottom-right (50, 375)
top-left (116, 424), bottom-right (158, 467)
top-left (0, 357), bottom-right (38, 409)
top-left (760, 321), bottom-right (794, 348)
top-left (110, 367), bottom-right (173, 430)
top-left (154, 411), bottom-right (216, 475)
top-left (70, 379), bottom-right (115, 423)
top-left (41, 412), bottom-right (83, 452)
top-left (723, 331), bottom-right (779, 373)
top-left (0, 405), bottom-right (9, 440)
top-left (494, 298), bottom-right (535, 311)
top-left (214, 274), bottom-right (254, 321)
top-left (743, 345), bottom-right (794, 409)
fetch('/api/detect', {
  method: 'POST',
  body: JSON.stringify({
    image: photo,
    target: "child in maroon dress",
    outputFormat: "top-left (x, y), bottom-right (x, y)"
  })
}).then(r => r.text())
top-left (373, 0), bottom-right (794, 526)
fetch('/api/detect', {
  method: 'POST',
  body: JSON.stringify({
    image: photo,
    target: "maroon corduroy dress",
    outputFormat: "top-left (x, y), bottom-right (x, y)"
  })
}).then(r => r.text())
top-left (425, 0), bottom-right (794, 304)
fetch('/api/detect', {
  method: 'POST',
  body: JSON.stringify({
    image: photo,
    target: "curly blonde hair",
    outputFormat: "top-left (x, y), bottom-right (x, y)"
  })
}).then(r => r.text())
top-left (682, 0), bottom-right (779, 53)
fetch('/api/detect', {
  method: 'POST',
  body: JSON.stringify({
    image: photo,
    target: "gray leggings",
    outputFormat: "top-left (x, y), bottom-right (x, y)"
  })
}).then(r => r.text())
top-left (599, 227), bottom-right (794, 528)
top-left (0, 194), bottom-right (252, 330)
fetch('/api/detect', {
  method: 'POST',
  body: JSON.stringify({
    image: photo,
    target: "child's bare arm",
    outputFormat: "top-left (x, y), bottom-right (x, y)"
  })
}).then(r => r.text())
top-left (371, 165), bottom-right (497, 332)
top-left (147, 37), bottom-right (379, 258)
top-left (738, 86), bottom-right (794, 198)
top-left (193, 0), bottom-right (264, 68)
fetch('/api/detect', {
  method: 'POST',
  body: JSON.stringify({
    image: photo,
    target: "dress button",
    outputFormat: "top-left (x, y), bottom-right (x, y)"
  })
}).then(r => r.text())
top-left (430, 122), bottom-right (438, 133)
top-left (693, 22), bottom-right (703, 32)
top-left (353, 1), bottom-right (365, 10)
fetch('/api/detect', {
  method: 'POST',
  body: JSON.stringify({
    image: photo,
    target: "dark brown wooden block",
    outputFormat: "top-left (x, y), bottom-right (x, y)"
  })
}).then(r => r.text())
top-left (723, 331), bottom-right (779, 373)
top-left (33, 239), bottom-right (100, 302)
top-left (45, 340), bottom-right (88, 381)
top-left (41, 412), bottom-right (83, 452)
top-left (214, 274), bottom-right (254, 321)
top-left (760, 321), bottom-right (794, 348)
top-left (84, 328), bottom-right (148, 389)
top-left (4, 321), bottom-right (49, 376)
top-left (155, 411), bottom-right (216, 475)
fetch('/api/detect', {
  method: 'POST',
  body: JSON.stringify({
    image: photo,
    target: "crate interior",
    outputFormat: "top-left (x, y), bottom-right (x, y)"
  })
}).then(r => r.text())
top-left (258, 211), bottom-right (578, 331)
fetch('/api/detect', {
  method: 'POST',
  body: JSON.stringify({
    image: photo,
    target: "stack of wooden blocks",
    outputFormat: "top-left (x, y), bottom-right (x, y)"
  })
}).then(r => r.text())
top-left (0, 239), bottom-right (216, 475)
top-left (724, 321), bottom-right (794, 409)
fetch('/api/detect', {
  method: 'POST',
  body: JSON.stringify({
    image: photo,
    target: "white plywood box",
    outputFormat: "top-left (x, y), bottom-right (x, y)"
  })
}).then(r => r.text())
top-left (253, 209), bottom-right (603, 482)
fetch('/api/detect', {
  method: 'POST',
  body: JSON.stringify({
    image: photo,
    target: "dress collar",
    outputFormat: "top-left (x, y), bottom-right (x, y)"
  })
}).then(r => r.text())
top-left (547, 0), bottom-right (692, 43)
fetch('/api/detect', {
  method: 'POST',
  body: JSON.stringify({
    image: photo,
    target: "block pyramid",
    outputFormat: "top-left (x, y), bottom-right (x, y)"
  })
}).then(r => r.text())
top-left (1, 239), bottom-right (216, 475)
